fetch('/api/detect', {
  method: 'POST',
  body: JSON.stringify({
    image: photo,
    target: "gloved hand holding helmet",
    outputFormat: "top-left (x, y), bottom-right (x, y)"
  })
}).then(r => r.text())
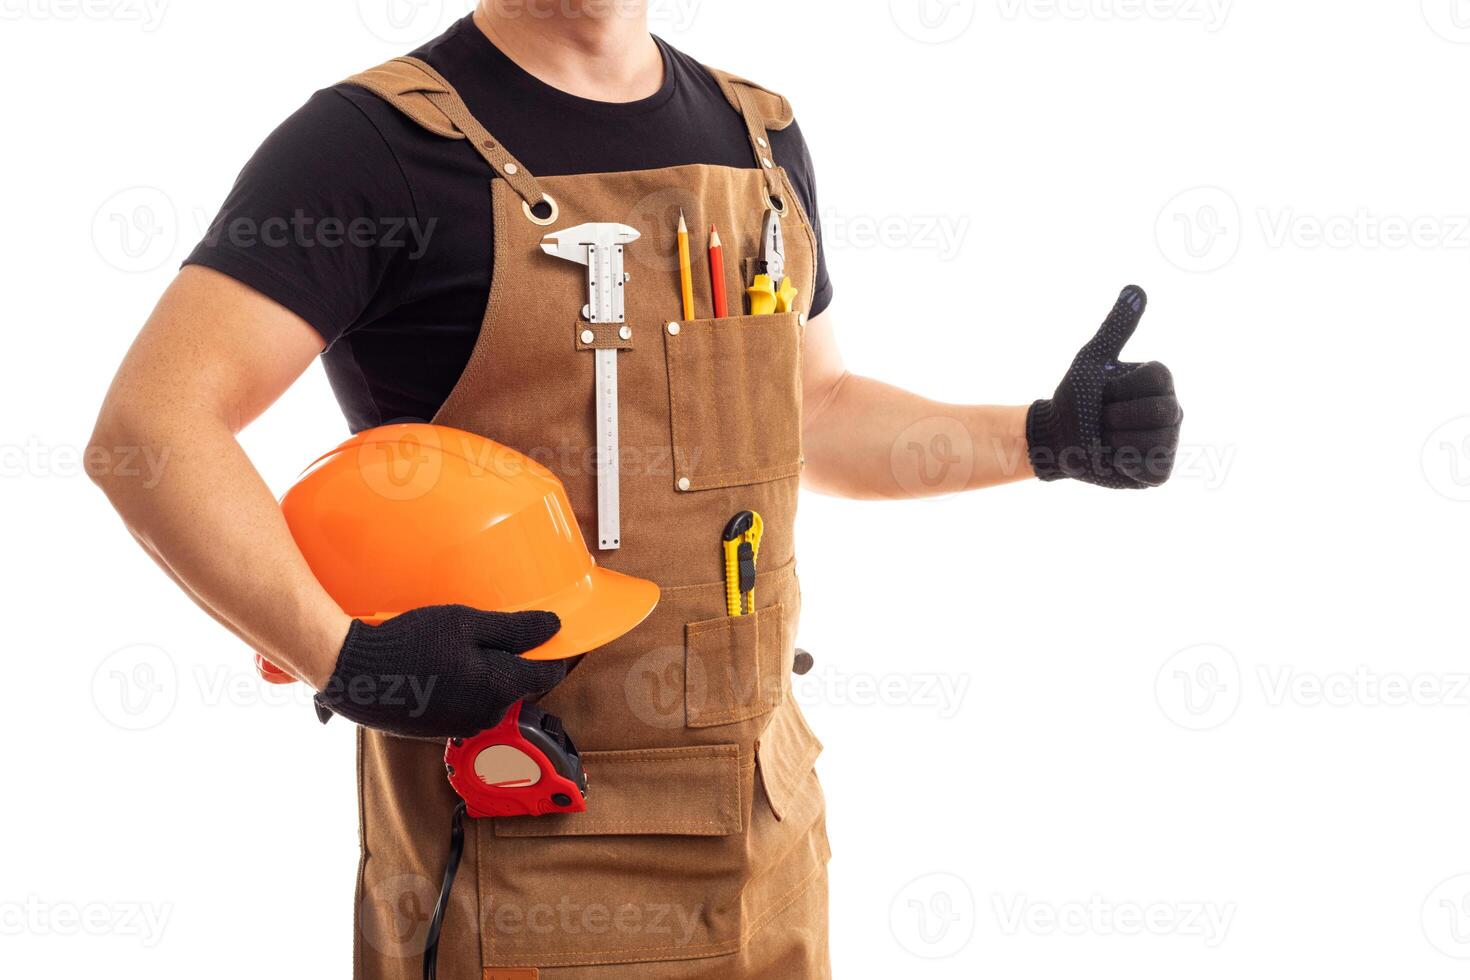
top-left (1026, 286), bottom-right (1184, 489)
top-left (316, 604), bottom-right (567, 739)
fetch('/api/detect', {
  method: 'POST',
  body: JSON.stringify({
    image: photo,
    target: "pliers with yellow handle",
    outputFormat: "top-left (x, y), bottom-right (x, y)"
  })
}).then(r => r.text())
top-left (747, 209), bottom-right (798, 315)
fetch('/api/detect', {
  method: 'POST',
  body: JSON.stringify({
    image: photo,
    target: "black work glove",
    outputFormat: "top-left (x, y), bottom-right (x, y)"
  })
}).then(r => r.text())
top-left (1026, 286), bottom-right (1183, 489)
top-left (314, 605), bottom-right (565, 739)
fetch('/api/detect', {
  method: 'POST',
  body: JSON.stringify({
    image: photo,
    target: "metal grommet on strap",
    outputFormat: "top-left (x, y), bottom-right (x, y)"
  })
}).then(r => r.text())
top-left (762, 187), bottom-right (789, 217)
top-left (523, 194), bottom-right (559, 226)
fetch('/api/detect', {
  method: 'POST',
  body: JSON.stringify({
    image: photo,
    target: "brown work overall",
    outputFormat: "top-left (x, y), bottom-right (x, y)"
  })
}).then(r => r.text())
top-left (344, 58), bottom-right (829, 980)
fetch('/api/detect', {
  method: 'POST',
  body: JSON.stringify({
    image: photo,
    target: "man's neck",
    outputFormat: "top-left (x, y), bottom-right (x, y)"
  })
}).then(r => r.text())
top-left (473, 1), bottom-right (662, 103)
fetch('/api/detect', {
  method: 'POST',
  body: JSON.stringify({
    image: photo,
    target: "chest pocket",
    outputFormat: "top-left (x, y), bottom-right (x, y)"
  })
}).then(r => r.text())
top-left (664, 310), bottom-right (804, 492)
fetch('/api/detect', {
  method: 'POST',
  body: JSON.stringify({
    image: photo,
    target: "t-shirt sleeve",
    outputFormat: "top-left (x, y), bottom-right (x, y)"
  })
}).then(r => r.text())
top-left (770, 118), bottom-right (833, 318)
top-left (183, 88), bottom-right (416, 349)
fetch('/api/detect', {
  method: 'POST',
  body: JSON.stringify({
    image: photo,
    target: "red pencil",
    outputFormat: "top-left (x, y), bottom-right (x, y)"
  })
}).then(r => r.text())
top-left (708, 225), bottom-right (728, 318)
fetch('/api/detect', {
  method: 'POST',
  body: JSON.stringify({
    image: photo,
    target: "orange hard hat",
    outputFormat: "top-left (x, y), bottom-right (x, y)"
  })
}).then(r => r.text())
top-left (279, 423), bottom-right (659, 662)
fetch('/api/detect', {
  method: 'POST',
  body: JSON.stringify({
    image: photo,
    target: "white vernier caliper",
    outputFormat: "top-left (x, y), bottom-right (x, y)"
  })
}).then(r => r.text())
top-left (540, 222), bottom-right (641, 551)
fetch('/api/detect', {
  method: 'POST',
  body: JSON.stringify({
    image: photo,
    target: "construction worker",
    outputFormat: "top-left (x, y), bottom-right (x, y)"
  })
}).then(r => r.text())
top-left (88, 3), bottom-right (1182, 978)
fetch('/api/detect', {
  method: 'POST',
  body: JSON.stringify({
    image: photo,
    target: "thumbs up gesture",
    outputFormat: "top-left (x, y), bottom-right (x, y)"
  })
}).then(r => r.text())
top-left (1026, 286), bottom-right (1182, 488)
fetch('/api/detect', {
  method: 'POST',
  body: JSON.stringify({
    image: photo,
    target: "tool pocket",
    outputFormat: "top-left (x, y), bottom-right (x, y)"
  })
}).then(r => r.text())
top-left (482, 744), bottom-right (754, 968)
top-left (685, 602), bottom-right (789, 728)
top-left (664, 311), bottom-right (803, 492)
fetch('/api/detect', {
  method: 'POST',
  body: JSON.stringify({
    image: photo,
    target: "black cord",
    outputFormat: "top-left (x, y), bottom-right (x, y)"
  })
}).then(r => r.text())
top-left (423, 800), bottom-right (467, 980)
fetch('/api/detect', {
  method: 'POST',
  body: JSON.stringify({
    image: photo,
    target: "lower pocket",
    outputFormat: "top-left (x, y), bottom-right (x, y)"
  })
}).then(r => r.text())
top-left (481, 743), bottom-right (753, 968)
top-left (476, 706), bottom-right (831, 970)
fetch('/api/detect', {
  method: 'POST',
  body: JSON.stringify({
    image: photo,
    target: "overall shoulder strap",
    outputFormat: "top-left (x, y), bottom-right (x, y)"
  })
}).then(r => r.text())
top-left (703, 67), bottom-right (795, 201)
top-left (344, 57), bottom-right (551, 214)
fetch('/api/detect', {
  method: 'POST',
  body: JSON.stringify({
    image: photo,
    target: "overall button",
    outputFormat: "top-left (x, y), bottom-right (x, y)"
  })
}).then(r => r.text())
top-left (792, 649), bottom-right (814, 675)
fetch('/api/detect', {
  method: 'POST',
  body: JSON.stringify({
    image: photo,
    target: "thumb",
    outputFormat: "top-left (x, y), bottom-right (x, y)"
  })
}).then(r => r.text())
top-left (1082, 285), bottom-right (1148, 363)
top-left (468, 609), bottom-right (562, 655)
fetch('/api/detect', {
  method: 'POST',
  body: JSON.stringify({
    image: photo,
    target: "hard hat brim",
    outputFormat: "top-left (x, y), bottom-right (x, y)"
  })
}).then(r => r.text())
top-left (359, 565), bottom-right (660, 662)
top-left (512, 565), bottom-right (661, 662)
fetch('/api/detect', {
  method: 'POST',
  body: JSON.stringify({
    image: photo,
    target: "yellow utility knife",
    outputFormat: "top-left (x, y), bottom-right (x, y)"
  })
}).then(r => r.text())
top-left (722, 511), bottom-right (763, 616)
top-left (747, 209), bottom-right (798, 315)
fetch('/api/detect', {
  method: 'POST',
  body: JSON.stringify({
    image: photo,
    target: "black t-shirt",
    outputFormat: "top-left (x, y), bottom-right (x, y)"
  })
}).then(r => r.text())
top-left (185, 16), bottom-right (832, 433)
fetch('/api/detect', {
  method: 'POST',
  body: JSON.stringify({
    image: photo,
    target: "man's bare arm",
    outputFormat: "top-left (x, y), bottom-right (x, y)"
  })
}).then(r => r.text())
top-left (88, 266), bottom-right (350, 687)
top-left (800, 306), bottom-right (1035, 499)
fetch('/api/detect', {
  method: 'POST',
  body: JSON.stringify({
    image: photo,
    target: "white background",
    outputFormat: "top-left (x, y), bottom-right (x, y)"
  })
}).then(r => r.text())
top-left (4, 1), bottom-right (1470, 977)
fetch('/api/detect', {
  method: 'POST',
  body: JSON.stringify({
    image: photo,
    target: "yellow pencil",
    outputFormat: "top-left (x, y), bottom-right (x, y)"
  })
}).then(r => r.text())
top-left (677, 210), bottom-right (696, 320)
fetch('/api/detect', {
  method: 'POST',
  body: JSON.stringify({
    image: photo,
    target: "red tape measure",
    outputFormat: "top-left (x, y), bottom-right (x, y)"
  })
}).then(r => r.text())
top-left (444, 701), bottom-right (587, 819)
